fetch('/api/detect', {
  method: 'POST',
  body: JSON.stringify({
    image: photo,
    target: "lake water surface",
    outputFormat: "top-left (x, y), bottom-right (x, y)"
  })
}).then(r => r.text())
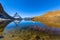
top-left (0, 20), bottom-right (60, 40)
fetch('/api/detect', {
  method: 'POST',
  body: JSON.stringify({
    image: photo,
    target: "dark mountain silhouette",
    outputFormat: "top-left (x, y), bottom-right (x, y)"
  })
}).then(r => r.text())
top-left (0, 3), bottom-right (14, 19)
top-left (13, 13), bottom-right (22, 20)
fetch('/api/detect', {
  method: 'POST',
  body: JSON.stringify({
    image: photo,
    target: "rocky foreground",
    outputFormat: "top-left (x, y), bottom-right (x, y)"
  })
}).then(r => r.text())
top-left (32, 10), bottom-right (60, 28)
top-left (0, 26), bottom-right (60, 40)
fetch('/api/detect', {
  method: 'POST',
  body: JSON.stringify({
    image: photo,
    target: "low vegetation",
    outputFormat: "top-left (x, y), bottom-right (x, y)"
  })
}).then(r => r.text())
top-left (4, 28), bottom-right (60, 40)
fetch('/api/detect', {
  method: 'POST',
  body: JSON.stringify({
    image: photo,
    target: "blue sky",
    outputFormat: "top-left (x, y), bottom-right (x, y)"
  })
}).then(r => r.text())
top-left (0, 0), bottom-right (60, 18)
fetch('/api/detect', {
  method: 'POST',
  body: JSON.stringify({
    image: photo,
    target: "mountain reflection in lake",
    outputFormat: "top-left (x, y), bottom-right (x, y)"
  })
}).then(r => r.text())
top-left (0, 20), bottom-right (60, 40)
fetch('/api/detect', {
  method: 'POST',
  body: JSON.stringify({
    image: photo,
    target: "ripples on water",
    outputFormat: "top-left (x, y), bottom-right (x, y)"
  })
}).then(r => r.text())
top-left (0, 20), bottom-right (60, 40)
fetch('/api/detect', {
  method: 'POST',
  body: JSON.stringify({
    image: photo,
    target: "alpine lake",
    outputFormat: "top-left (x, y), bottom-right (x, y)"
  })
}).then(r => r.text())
top-left (0, 20), bottom-right (60, 40)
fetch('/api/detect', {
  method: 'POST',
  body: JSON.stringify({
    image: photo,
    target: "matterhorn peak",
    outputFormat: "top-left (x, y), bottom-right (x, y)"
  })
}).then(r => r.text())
top-left (14, 12), bottom-right (20, 18)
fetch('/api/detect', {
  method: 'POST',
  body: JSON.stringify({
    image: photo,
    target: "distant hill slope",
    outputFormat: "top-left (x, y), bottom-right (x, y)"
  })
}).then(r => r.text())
top-left (32, 10), bottom-right (60, 28)
top-left (0, 3), bottom-right (14, 19)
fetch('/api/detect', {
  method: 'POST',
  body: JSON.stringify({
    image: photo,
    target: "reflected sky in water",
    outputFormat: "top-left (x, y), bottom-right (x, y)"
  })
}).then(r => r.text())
top-left (0, 20), bottom-right (60, 40)
top-left (4, 20), bottom-right (48, 32)
top-left (3, 20), bottom-right (60, 34)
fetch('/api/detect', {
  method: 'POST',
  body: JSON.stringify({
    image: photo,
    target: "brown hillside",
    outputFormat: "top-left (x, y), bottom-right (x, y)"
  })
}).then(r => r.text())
top-left (32, 10), bottom-right (60, 28)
